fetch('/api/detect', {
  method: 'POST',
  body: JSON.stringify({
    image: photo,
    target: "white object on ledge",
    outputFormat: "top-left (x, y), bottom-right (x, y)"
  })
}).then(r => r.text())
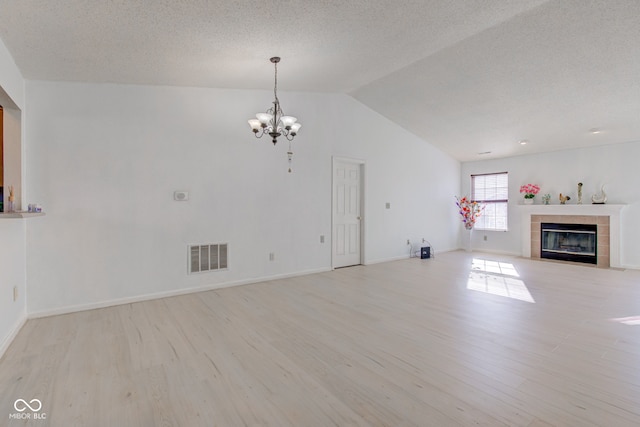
top-left (591, 184), bottom-right (607, 204)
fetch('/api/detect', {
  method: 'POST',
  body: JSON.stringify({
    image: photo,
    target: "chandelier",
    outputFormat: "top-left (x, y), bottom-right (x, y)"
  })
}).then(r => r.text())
top-left (248, 57), bottom-right (301, 172)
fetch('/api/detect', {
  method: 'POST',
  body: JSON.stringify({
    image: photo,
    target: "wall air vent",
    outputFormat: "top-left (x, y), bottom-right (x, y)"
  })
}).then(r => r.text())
top-left (189, 243), bottom-right (228, 274)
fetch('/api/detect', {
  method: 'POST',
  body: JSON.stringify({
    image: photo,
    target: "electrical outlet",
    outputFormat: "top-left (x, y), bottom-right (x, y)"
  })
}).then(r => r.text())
top-left (269, 252), bottom-right (275, 261)
top-left (320, 235), bottom-right (325, 243)
top-left (13, 286), bottom-right (18, 302)
top-left (406, 239), bottom-right (410, 245)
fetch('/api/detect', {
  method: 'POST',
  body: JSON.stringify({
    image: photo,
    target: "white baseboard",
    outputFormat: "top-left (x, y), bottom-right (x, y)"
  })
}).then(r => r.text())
top-left (23, 256), bottom-right (639, 321)
top-left (620, 263), bottom-right (640, 270)
top-left (364, 254), bottom-right (411, 265)
top-left (470, 248), bottom-right (522, 257)
top-left (365, 248), bottom-right (458, 265)
top-left (0, 311), bottom-right (27, 360)
top-left (28, 267), bottom-right (332, 319)
top-left (431, 248), bottom-right (456, 256)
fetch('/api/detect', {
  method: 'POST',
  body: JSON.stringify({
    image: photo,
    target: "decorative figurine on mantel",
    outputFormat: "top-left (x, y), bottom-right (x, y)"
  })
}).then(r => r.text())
top-left (577, 182), bottom-right (583, 204)
top-left (592, 184), bottom-right (607, 204)
top-left (7, 185), bottom-right (15, 212)
top-left (559, 193), bottom-right (571, 204)
top-left (541, 194), bottom-right (551, 205)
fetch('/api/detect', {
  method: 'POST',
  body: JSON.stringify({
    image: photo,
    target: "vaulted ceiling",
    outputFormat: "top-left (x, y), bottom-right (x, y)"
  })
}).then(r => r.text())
top-left (1, 0), bottom-right (638, 161)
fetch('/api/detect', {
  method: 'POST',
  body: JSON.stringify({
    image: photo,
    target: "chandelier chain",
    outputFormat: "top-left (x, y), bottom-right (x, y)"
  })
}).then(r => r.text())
top-left (273, 60), bottom-right (279, 108)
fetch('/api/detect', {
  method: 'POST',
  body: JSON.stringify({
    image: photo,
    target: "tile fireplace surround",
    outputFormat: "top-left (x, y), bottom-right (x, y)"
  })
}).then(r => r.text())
top-left (519, 204), bottom-right (624, 268)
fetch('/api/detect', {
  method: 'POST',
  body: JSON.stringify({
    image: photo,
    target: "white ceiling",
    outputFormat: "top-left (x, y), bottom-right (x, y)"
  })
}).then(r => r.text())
top-left (0, 0), bottom-right (638, 162)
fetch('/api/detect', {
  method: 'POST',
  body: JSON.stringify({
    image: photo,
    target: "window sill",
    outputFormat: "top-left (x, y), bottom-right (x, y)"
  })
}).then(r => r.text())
top-left (0, 211), bottom-right (46, 219)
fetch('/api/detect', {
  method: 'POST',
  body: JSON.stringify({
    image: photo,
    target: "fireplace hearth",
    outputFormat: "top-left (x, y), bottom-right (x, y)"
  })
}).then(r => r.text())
top-left (541, 223), bottom-right (597, 264)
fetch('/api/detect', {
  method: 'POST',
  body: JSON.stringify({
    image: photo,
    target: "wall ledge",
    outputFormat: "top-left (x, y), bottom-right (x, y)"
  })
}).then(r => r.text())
top-left (0, 212), bottom-right (45, 219)
top-left (516, 204), bottom-right (624, 215)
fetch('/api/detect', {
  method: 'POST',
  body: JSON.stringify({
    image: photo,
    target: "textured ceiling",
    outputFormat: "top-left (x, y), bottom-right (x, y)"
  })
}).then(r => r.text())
top-left (0, 0), bottom-right (638, 161)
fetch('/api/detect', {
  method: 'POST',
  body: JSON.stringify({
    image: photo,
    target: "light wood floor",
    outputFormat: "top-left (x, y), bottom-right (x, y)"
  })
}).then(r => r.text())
top-left (2, 251), bottom-right (640, 426)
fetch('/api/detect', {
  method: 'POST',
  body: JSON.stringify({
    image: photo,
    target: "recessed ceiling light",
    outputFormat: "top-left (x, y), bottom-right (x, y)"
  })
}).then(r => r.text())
top-left (518, 140), bottom-right (529, 145)
top-left (589, 128), bottom-right (601, 134)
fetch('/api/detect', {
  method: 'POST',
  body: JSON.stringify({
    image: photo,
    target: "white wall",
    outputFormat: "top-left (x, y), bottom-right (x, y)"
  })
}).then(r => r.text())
top-left (461, 142), bottom-right (640, 268)
top-left (0, 37), bottom-right (27, 358)
top-left (323, 96), bottom-right (460, 263)
top-left (24, 81), bottom-right (460, 315)
top-left (3, 107), bottom-right (22, 209)
top-left (0, 220), bottom-right (27, 356)
top-left (0, 38), bottom-right (24, 110)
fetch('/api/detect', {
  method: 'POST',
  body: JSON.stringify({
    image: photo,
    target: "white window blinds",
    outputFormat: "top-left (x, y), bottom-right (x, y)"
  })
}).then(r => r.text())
top-left (472, 172), bottom-right (508, 231)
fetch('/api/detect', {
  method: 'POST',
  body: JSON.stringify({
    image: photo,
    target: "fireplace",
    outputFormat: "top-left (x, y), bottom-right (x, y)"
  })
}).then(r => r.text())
top-left (520, 205), bottom-right (623, 268)
top-left (541, 223), bottom-right (597, 264)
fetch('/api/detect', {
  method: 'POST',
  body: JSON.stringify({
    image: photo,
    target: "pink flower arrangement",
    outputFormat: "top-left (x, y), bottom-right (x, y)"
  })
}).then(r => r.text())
top-left (455, 196), bottom-right (484, 230)
top-left (520, 183), bottom-right (540, 199)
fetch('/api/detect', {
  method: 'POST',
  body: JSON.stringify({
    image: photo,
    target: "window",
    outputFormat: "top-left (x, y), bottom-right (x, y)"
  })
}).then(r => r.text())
top-left (472, 172), bottom-right (508, 231)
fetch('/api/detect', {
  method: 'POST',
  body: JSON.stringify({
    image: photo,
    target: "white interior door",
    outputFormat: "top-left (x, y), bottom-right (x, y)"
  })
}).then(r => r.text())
top-left (332, 159), bottom-right (362, 268)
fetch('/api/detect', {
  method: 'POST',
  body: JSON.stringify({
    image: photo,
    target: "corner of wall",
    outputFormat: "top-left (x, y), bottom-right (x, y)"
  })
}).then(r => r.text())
top-left (0, 308), bottom-right (27, 360)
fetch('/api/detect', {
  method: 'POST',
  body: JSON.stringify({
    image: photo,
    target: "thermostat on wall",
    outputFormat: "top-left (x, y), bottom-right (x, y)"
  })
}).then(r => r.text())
top-left (174, 191), bottom-right (189, 201)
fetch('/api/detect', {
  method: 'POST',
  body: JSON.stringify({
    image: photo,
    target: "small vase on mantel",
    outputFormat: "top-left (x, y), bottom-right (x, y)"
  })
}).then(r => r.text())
top-left (524, 197), bottom-right (534, 205)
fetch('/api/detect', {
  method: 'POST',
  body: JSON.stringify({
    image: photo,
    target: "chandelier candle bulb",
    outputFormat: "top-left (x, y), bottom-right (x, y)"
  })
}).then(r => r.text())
top-left (280, 116), bottom-right (297, 129)
top-left (256, 113), bottom-right (273, 125)
top-left (248, 119), bottom-right (261, 131)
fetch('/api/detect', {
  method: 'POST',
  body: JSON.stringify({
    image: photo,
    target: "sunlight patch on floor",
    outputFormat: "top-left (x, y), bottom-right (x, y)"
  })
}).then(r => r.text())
top-left (468, 258), bottom-right (535, 303)
top-left (471, 259), bottom-right (520, 277)
top-left (609, 316), bottom-right (640, 326)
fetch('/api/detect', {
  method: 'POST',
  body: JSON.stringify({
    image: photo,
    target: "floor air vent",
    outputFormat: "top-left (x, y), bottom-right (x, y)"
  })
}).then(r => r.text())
top-left (189, 243), bottom-right (228, 274)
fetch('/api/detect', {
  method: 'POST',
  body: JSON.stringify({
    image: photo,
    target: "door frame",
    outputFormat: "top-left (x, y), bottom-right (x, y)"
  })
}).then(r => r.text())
top-left (331, 156), bottom-right (365, 269)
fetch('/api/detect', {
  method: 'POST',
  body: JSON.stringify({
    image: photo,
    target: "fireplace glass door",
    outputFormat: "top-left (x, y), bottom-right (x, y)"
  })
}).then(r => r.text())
top-left (541, 223), bottom-right (597, 264)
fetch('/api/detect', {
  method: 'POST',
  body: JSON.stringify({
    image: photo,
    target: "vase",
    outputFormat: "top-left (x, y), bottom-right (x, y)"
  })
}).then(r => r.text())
top-left (524, 197), bottom-right (534, 205)
top-left (464, 225), bottom-right (473, 252)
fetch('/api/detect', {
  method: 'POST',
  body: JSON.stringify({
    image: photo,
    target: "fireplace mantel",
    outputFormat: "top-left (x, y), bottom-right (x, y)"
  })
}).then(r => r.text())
top-left (519, 204), bottom-right (624, 268)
